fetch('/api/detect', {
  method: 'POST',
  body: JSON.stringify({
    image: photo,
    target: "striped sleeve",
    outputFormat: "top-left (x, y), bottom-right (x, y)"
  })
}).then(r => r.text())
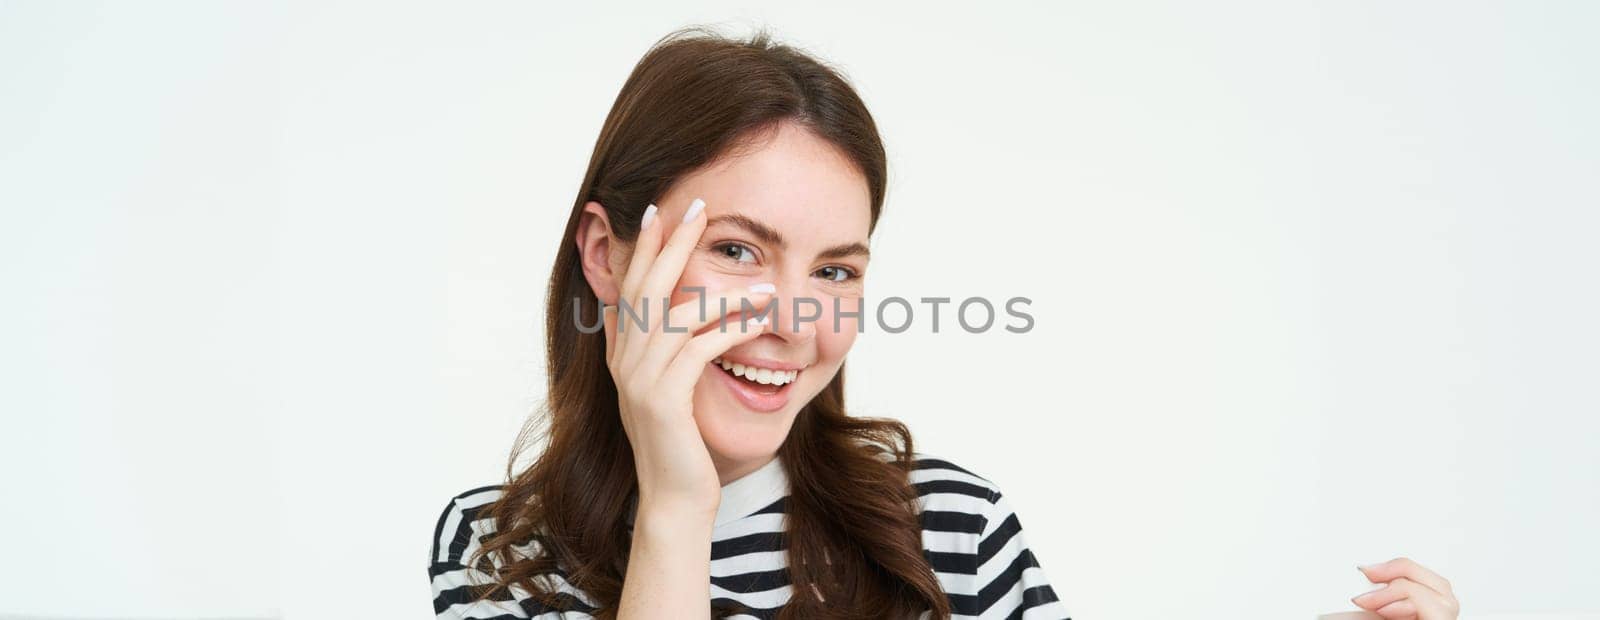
top-left (971, 488), bottom-right (1069, 619)
top-left (429, 486), bottom-right (537, 619)
top-left (429, 486), bottom-right (601, 619)
top-left (909, 453), bottom-right (1070, 619)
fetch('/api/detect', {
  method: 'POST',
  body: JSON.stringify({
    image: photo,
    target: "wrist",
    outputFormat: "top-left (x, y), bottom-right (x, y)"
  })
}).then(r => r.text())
top-left (635, 499), bottom-right (718, 531)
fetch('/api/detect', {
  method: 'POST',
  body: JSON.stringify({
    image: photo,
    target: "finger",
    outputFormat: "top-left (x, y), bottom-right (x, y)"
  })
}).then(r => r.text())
top-left (1352, 577), bottom-right (1423, 612)
top-left (1359, 557), bottom-right (1453, 597)
top-left (1353, 576), bottom-right (1457, 620)
top-left (614, 203), bottom-right (663, 358)
top-left (618, 203), bottom-right (663, 304)
top-left (635, 197), bottom-right (707, 334)
top-left (659, 313), bottom-right (768, 390)
top-left (1373, 598), bottom-right (1417, 619)
top-left (602, 304), bottom-right (618, 366)
top-left (1382, 574), bottom-right (1460, 620)
top-left (636, 283), bottom-right (775, 376)
top-left (611, 292), bottom-right (658, 376)
top-left (617, 198), bottom-right (707, 374)
top-left (1412, 589), bottom-right (1459, 620)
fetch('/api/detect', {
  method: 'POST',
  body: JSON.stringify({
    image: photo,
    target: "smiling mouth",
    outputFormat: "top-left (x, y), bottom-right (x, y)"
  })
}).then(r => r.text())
top-left (710, 356), bottom-right (799, 395)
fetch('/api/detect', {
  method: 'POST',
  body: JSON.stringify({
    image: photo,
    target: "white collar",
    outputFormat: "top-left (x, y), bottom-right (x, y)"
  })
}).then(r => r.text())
top-left (712, 454), bottom-right (788, 528)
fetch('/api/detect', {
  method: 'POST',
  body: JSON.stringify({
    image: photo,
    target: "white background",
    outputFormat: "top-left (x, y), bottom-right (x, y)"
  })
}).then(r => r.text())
top-left (2, 2), bottom-right (1596, 619)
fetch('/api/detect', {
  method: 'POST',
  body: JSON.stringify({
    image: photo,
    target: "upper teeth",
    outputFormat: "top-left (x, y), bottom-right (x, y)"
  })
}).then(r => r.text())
top-left (712, 357), bottom-right (799, 386)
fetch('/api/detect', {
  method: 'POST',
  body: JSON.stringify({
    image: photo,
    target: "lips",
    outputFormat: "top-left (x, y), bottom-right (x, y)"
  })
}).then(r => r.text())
top-left (706, 358), bottom-right (801, 413)
top-left (712, 357), bottom-right (798, 386)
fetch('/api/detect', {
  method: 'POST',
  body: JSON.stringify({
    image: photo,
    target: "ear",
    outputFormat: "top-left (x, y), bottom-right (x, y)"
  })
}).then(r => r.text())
top-left (576, 200), bottom-right (624, 306)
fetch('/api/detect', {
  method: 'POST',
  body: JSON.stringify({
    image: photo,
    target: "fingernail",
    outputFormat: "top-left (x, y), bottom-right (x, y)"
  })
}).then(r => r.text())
top-left (751, 315), bottom-right (767, 326)
top-left (641, 204), bottom-right (658, 230)
top-left (1357, 563), bottom-right (1379, 572)
top-left (682, 197), bottom-right (705, 223)
top-left (749, 282), bottom-right (775, 294)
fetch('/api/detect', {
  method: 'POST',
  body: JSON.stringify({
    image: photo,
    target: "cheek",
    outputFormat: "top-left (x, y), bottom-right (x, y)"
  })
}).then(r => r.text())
top-left (667, 263), bottom-right (736, 308)
top-left (813, 295), bottom-right (861, 363)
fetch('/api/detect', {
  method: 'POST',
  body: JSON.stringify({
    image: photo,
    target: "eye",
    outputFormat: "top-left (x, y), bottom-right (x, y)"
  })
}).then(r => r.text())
top-left (815, 265), bottom-right (859, 282)
top-left (712, 242), bottom-right (757, 264)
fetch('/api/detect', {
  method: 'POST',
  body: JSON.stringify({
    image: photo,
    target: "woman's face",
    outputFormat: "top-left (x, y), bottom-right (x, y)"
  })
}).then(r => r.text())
top-left (633, 122), bottom-right (872, 478)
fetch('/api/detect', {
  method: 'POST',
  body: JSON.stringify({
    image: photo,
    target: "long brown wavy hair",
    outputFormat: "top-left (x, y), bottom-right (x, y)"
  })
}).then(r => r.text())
top-left (464, 27), bottom-right (949, 619)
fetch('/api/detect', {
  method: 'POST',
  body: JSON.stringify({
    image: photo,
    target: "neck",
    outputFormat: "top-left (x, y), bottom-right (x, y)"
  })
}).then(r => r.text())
top-left (712, 451), bottom-right (779, 487)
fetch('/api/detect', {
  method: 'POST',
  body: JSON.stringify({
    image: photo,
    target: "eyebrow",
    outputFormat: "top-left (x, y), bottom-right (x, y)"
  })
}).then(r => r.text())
top-left (707, 213), bottom-right (871, 261)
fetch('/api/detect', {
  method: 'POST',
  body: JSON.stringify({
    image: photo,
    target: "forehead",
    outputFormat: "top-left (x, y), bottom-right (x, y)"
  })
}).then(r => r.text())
top-left (665, 122), bottom-right (872, 246)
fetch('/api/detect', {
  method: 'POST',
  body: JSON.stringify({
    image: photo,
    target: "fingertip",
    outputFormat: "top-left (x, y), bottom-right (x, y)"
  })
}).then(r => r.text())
top-left (730, 315), bottom-right (767, 337)
top-left (682, 197), bottom-right (706, 223)
top-left (641, 204), bottom-right (658, 231)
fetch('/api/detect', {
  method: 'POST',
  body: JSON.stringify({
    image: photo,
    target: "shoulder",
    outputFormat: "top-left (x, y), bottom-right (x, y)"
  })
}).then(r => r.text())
top-left (900, 452), bottom-right (1073, 618)
top-left (902, 451), bottom-right (1006, 535)
top-left (428, 484), bottom-right (526, 618)
top-left (429, 483), bottom-right (508, 569)
top-left (428, 484), bottom-right (603, 619)
top-left (906, 450), bottom-right (1002, 495)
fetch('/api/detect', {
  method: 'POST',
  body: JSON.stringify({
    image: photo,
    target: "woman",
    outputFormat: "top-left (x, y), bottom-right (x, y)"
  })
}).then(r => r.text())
top-left (427, 28), bottom-right (1461, 620)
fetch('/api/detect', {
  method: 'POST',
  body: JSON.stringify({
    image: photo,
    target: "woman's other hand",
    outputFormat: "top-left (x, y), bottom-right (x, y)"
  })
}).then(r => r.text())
top-left (1350, 556), bottom-right (1460, 619)
top-left (601, 197), bottom-right (773, 520)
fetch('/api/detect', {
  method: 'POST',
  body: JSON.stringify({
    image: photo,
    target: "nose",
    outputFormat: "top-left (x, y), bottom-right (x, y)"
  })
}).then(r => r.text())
top-left (761, 281), bottom-right (817, 345)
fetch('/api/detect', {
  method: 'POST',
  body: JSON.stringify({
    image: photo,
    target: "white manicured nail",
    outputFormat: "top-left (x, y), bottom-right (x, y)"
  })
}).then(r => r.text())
top-left (640, 204), bottom-right (658, 230)
top-left (749, 282), bottom-right (775, 294)
top-left (751, 315), bottom-right (767, 326)
top-left (682, 198), bottom-right (705, 223)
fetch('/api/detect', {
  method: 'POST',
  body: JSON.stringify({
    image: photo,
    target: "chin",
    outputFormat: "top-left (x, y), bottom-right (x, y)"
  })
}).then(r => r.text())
top-left (693, 397), bottom-right (802, 466)
top-left (693, 362), bottom-right (825, 465)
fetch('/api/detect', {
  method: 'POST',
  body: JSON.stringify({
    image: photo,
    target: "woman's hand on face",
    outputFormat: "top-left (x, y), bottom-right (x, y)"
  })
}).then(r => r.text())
top-left (1350, 557), bottom-right (1460, 620)
top-left (601, 197), bottom-right (773, 521)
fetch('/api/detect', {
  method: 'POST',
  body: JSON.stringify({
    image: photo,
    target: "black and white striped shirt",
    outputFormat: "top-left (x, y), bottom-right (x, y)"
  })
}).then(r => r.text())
top-left (429, 452), bottom-right (1070, 619)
